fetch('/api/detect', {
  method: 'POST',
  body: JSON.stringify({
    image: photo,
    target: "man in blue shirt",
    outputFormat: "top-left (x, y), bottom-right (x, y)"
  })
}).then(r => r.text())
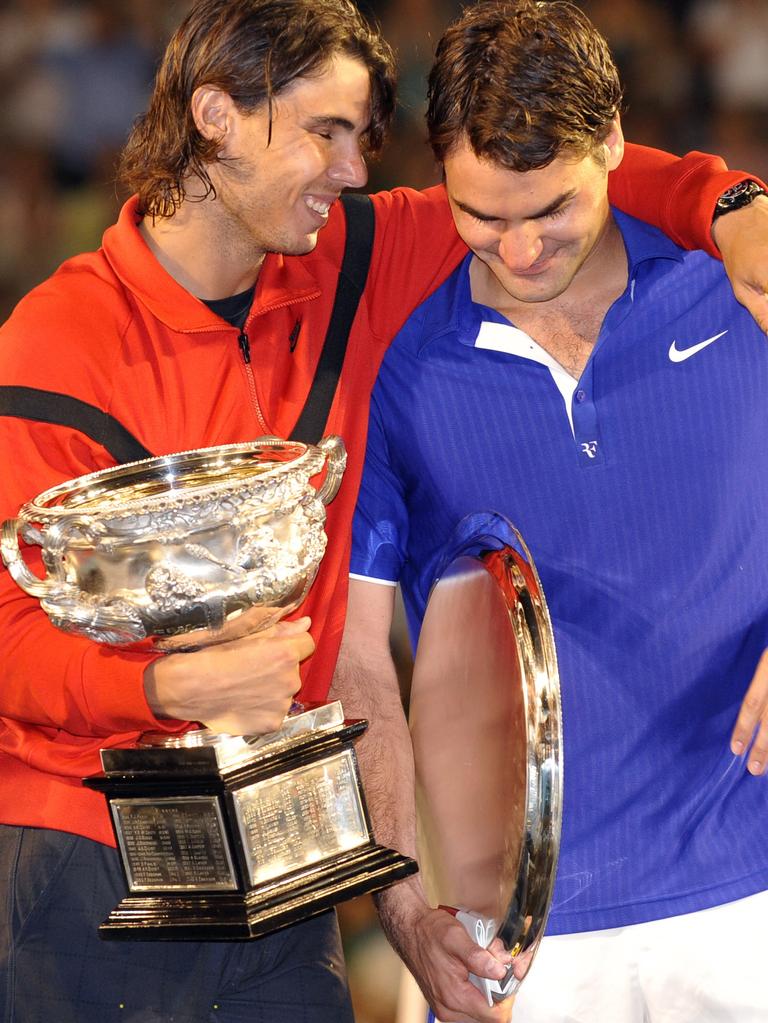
top-left (331, 2), bottom-right (768, 1020)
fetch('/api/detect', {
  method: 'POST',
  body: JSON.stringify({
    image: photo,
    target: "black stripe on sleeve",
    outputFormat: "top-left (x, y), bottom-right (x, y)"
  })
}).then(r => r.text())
top-left (0, 386), bottom-right (153, 465)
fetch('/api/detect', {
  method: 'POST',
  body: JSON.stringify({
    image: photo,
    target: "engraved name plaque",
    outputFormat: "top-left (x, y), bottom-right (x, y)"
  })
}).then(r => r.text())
top-left (234, 749), bottom-right (369, 886)
top-left (112, 797), bottom-right (237, 892)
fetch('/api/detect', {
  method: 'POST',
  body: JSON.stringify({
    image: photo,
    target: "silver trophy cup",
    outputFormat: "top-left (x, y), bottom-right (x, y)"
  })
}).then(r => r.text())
top-left (1, 435), bottom-right (416, 939)
top-left (1, 434), bottom-right (346, 648)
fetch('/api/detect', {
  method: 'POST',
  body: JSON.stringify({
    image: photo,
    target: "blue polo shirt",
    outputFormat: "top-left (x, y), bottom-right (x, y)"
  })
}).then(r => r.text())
top-left (350, 210), bottom-right (768, 935)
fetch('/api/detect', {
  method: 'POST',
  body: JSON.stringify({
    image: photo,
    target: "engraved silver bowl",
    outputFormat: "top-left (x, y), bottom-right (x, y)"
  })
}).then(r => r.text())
top-left (1, 435), bottom-right (346, 649)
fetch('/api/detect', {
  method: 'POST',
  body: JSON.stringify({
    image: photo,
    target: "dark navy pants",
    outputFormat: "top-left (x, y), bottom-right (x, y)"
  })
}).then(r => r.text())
top-left (0, 824), bottom-right (354, 1023)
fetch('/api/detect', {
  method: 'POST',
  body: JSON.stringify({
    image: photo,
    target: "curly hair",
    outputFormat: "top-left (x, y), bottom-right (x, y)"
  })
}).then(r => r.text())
top-left (119, 0), bottom-right (396, 218)
top-left (427, 0), bottom-right (623, 171)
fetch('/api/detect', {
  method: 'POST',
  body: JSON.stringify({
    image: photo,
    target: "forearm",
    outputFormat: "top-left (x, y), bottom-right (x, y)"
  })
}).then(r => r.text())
top-left (609, 142), bottom-right (764, 257)
top-left (329, 628), bottom-right (432, 942)
top-left (0, 565), bottom-right (173, 735)
top-left (332, 581), bottom-right (512, 1020)
top-left (330, 636), bottom-right (420, 855)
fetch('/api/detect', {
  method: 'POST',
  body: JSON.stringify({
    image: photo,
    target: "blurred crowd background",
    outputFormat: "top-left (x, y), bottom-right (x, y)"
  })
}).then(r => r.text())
top-left (1, 0), bottom-right (767, 1018)
top-left (2, 0), bottom-right (768, 324)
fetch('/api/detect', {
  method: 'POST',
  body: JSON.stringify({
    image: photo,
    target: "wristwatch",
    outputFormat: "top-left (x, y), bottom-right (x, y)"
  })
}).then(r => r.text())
top-left (712, 179), bottom-right (766, 222)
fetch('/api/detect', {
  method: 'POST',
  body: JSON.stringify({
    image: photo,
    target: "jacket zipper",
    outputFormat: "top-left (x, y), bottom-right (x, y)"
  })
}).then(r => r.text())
top-left (232, 291), bottom-right (317, 438)
top-left (237, 328), bottom-right (270, 435)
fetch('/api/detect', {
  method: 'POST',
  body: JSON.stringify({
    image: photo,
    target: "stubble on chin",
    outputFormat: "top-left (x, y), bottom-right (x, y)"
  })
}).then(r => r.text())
top-left (263, 230), bottom-right (319, 258)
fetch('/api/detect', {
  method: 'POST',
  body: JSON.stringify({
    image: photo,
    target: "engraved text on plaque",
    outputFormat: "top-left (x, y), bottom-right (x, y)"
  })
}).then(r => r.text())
top-left (112, 796), bottom-right (238, 892)
top-left (233, 750), bottom-right (369, 885)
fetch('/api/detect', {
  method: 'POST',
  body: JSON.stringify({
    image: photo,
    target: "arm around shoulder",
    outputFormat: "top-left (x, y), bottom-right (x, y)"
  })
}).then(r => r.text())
top-left (365, 186), bottom-right (467, 343)
top-left (609, 142), bottom-right (766, 256)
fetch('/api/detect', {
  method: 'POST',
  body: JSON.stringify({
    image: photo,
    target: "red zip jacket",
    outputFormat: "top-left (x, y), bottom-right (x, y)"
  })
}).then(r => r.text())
top-left (0, 145), bottom-right (754, 844)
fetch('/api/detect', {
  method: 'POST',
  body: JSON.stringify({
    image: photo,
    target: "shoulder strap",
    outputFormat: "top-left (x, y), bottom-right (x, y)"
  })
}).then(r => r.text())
top-left (289, 192), bottom-right (375, 444)
top-left (0, 385), bottom-right (152, 464)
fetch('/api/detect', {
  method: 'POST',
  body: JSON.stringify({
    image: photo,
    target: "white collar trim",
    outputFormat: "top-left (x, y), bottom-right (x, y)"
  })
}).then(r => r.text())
top-left (473, 320), bottom-right (578, 435)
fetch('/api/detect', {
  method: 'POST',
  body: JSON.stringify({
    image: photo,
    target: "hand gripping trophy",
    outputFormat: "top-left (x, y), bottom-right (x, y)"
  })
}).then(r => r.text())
top-left (1, 435), bottom-right (416, 940)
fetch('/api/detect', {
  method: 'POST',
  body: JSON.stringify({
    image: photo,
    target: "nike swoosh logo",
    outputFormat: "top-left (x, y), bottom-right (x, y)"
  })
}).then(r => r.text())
top-left (668, 330), bottom-right (728, 363)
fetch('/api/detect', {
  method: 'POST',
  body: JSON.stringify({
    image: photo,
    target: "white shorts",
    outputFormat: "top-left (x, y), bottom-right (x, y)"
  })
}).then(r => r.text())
top-left (513, 890), bottom-right (768, 1023)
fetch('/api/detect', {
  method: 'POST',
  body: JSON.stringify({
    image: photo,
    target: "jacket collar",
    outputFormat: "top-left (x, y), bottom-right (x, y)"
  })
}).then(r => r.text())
top-left (101, 196), bottom-right (320, 332)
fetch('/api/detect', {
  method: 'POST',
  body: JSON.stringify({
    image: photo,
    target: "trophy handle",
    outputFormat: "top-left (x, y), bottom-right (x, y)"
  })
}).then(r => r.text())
top-left (315, 436), bottom-right (347, 505)
top-left (0, 517), bottom-right (50, 598)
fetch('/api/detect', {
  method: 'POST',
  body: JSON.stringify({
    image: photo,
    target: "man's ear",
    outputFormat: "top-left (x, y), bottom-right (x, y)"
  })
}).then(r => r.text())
top-left (603, 115), bottom-right (624, 173)
top-left (190, 86), bottom-right (236, 146)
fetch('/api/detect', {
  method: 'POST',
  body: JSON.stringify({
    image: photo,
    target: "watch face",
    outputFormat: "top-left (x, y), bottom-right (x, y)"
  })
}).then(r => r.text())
top-left (714, 180), bottom-right (766, 219)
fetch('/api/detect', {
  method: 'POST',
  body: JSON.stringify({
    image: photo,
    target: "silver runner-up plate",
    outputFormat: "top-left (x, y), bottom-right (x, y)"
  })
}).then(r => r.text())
top-left (409, 511), bottom-right (563, 1003)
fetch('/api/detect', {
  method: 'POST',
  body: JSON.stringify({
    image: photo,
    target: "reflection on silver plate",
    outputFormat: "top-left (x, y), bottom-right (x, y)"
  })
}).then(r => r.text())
top-left (409, 512), bottom-right (562, 1001)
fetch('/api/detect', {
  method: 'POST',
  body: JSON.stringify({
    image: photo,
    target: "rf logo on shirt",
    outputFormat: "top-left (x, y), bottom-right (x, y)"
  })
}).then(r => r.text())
top-left (581, 441), bottom-right (599, 459)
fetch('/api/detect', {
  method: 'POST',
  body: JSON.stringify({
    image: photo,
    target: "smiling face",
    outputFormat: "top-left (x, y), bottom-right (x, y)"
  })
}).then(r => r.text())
top-left (196, 54), bottom-right (371, 259)
top-left (444, 121), bottom-right (624, 307)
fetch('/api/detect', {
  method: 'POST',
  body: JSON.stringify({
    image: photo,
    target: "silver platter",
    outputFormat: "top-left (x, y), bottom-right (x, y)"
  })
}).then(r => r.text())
top-left (409, 511), bottom-right (562, 1000)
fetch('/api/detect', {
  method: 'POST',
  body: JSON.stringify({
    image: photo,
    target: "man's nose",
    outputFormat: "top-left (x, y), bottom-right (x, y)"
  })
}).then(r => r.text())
top-left (329, 146), bottom-right (368, 190)
top-left (497, 225), bottom-right (544, 272)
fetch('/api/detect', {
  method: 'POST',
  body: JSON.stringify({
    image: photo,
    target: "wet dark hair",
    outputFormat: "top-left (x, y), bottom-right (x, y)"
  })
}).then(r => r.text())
top-left (119, 0), bottom-right (396, 217)
top-left (427, 0), bottom-right (623, 171)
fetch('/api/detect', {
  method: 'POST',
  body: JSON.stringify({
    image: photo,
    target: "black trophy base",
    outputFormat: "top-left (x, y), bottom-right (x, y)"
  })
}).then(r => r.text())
top-left (99, 843), bottom-right (417, 941)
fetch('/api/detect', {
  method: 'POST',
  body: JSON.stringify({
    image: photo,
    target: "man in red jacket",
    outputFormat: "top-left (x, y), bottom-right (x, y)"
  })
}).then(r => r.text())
top-left (0, 0), bottom-right (765, 1020)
